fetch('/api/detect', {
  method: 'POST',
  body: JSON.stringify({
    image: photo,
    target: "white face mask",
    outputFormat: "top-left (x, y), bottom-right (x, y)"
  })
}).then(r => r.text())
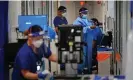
top-left (32, 39), bottom-right (43, 48)
top-left (62, 13), bottom-right (67, 17)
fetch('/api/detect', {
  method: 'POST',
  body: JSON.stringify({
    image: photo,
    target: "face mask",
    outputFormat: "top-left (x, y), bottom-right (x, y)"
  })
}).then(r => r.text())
top-left (62, 13), bottom-right (67, 17)
top-left (32, 39), bottom-right (43, 48)
top-left (82, 14), bottom-right (88, 19)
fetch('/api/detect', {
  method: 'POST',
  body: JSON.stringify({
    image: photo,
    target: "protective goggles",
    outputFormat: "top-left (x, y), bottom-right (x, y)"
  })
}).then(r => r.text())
top-left (28, 31), bottom-right (44, 37)
top-left (60, 9), bottom-right (67, 13)
top-left (79, 10), bottom-right (88, 14)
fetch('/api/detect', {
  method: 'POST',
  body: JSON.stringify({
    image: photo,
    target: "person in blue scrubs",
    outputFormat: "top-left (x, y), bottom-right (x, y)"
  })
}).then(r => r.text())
top-left (53, 6), bottom-right (68, 33)
top-left (12, 25), bottom-right (57, 80)
top-left (73, 7), bottom-right (96, 74)
top-left (53, 6), bottom-right (68, 70)
top-left (91, 18), bottom-right (103, 45)
top-left (91, 18), bottom-right (103, 73)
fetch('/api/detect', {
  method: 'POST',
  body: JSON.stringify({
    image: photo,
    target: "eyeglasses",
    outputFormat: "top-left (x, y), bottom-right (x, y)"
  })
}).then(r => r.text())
top-left (60, 9), bottom-right (67, 13)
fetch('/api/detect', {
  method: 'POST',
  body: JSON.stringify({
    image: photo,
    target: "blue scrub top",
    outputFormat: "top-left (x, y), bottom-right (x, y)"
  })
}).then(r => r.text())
top-left (91, 26), bottom-right (103, 41)
top-left (12, 43), bottom-right (51, 80)
top-left (96, 26), bottom-right (103, 44)
top-left (53, 16), bottom-right (68, 70)
top-left (53, 16), bottom-right (68, 27)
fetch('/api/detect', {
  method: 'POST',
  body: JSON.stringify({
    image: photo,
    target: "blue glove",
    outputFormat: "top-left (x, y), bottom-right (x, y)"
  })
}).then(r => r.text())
top-left (38, 72), bottom-right (47, 79)
top-left (94, 75), bottom-right (101, 80)
top-left (38, 70), bottom-right (50, 79)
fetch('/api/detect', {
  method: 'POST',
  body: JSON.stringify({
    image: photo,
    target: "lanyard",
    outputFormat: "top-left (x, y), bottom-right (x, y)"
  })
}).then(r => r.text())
top-left (36, 54), bottom-right (42, 71)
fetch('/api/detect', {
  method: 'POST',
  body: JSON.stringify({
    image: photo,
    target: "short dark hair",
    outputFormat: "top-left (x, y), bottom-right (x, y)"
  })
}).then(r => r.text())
top-left (58, 6), bottom-right (66, 12)
top-left (28, 25), bottom-right (43, 33)
top-left (24, 25), bottom-right (43, 36)
top-left (91, 18), bottom-right (99, 23)
top-left (79, 7), bottom-right (88, 13)
top-left (91, 18), bottom-right (99, 26)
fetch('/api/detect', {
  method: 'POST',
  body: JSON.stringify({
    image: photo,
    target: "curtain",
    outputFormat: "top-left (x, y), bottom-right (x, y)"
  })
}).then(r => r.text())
top-left (0, 1), bottom-right (8, 80)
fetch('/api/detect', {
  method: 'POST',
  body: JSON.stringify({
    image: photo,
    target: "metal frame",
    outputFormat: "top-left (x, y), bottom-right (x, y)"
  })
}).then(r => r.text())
top-left (113, 1), bottom-right (131, 75)
top-left (121, 1), bottom-right (131, 75)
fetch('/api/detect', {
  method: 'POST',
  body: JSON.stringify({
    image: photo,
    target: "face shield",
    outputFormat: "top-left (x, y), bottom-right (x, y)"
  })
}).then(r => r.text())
top-left (28, 31), bottom-right (44, 37)
top-left (79, 10), bottom-right (88, 19)
top-left (60, 9), bottom-right (67, 17)
top-left (28, 31), bottom-right (44, 48)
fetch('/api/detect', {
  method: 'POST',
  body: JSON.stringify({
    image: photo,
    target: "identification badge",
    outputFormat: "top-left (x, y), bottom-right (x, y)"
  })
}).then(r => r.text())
top-left (37, 65), bottom-right (41, 71)
top-left (36, 61), bottom-right (41, 71)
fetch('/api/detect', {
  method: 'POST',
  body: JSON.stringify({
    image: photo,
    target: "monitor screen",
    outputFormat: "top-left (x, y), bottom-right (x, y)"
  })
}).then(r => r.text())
top-left (18, 15), bottom-right (48, 32)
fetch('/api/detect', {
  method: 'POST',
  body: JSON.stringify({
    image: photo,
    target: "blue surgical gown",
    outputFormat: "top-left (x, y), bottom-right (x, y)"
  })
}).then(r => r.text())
top-left (12, 43), bottom-right (52, 80)
top-left (73, 17), bottom-right (92, 28)
top-left (73, 17), bottom-right (94, 73)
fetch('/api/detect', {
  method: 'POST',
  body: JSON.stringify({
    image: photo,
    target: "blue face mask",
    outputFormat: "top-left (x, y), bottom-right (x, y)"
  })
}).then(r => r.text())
top-left (82, 14), bottom-right (88, 19)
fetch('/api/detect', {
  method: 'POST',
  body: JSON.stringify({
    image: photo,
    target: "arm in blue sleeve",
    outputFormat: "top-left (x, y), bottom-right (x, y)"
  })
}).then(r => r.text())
top-left (38, 44), bottom-right (52, 58)
top-left (73, 20), bottom-right (81, 25)
top-left (53, 17), bottom-right (59, 27)
top-left (64, 17), bottom-right (68, 24)
top-left (45, 47), bottom-right (52, 58)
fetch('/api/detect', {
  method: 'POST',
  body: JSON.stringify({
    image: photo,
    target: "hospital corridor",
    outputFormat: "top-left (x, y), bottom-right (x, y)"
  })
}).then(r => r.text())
top-left (0, 1), bottom-right (132, 80)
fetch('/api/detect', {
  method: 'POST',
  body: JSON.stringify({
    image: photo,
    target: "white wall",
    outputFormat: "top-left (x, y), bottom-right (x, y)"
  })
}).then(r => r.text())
top-left (59, 1), bottom-right (76, 24)
top-left (50, 1), bottom-right (60, 74)
top-left (121, 1), bottom-right (131, 75)
top-left (8, 1), bottom-right (21, 43)
top-left (52, 1), bottom-right (58, 27)
top-left (105, 1), bottom-right (115, 31)
top-left (92, 1), bottom-right (105, 23)
top-left (107, 1), bottom-right (115, 18)
top-left (8, 2), bottom-right (21, 80)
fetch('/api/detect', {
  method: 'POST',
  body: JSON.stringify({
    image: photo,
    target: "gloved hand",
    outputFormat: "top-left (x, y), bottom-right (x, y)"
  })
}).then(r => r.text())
top-left (83, 25), bottom-right (95, 33)
top-left (94, 75), bottom-right (101, 80)
top-left (38, 70), bottom-right (51, 79)
top-left (83, 27), bottom-right (89, 33)
top-left (102, 76), bottom-right (109, 80)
